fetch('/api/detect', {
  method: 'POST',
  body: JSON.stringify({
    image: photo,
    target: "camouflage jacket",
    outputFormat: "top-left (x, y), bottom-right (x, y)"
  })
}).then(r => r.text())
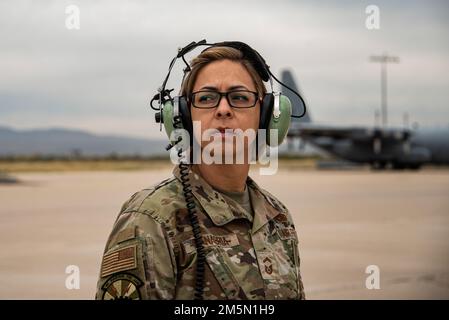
top-left (95, 165), bottom-right (305, 300)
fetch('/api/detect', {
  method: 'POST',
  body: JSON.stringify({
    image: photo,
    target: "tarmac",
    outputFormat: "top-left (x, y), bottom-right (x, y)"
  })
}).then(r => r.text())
top-left (1, 166), bottom-right (448, 299)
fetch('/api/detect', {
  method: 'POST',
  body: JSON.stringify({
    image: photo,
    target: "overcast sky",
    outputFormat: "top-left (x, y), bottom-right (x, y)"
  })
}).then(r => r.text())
top-left (1, 0), bottom-right (448, 139)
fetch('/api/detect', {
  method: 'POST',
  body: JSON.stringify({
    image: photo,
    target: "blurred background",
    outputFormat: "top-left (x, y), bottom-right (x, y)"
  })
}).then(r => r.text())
top-left (0, 0), bottom-right (448, 299)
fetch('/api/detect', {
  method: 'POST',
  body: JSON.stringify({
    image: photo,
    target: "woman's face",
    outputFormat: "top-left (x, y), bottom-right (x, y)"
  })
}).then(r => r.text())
top-left (190, 59), bottom-right (261, 163)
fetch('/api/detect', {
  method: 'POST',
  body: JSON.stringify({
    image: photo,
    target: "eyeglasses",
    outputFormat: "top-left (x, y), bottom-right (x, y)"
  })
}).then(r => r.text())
top-left (189, 90), bottom-right (259, 109)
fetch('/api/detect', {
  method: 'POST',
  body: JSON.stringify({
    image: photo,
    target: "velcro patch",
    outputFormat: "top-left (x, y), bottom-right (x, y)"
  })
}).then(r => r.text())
top-left (274, 213), bottom-right (288, 223)
top-left (116, 227), bottom-right (136, 244)
top-left (101, 245), bottom-right (137, 278)
top-left (277, 227), bottom-right (298, 241)
top-left (182, 233), bottom-right (240, 254)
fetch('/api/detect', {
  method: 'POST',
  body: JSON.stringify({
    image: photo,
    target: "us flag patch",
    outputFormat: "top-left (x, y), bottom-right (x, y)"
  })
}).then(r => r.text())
top-left (101, 245), bottom-right (137, 278)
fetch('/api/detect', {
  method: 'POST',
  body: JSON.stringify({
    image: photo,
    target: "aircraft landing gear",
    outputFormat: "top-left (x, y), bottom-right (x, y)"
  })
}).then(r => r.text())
top-left (371, 161), bottom-right (387, 170)
top-left (391, 162), bottom-right (422, 170)
top-left (392, 162), bottom-right (406, 170)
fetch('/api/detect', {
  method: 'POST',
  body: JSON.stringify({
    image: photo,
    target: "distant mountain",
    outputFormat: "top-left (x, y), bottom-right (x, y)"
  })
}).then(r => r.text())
top-left (0, 126), bottom-right (168, 156)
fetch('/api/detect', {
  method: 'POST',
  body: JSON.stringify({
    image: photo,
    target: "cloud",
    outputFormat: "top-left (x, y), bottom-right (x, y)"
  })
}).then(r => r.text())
top-left (0, 0), bottom-right (448, 139)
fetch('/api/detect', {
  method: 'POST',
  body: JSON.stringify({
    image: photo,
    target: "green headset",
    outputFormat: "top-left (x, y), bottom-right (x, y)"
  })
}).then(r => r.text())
top-left (150, 40), bottom-right (307, 149)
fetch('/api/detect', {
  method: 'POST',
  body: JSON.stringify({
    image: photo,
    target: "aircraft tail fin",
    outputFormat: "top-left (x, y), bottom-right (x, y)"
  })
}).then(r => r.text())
top-left (280, 69), bottom-right (311, 123)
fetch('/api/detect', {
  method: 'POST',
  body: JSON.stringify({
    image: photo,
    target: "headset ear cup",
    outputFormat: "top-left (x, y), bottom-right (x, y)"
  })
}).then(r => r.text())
top-left (161, 96), bottom-right (192, 146)
top-left (178, 97), bottom-right (194, 159)
top-left (178, 96), bottom-right (192, 137)
top-left (266, 94), bottom-right (292, 146)
top-left (162, 99), bottom-right (175, 143)
top-left (259, 94), bottom-right (274, 131)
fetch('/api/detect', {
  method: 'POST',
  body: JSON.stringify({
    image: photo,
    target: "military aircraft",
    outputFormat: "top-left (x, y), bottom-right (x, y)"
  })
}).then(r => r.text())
top-left (0, 171), bottom-right (18, 184)
top-left (283, 70), bottom-right (449, 170)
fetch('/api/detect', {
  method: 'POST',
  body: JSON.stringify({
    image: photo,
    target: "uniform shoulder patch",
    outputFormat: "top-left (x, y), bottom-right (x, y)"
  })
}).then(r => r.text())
top-left (101, 273), bottom-right (143, 300)
top-left (100, 244), bottom-right (137, 278)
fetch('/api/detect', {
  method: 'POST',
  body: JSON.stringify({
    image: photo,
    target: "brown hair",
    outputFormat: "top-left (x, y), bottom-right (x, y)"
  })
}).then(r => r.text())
top-left (180, 46), bottom-right (267, 99)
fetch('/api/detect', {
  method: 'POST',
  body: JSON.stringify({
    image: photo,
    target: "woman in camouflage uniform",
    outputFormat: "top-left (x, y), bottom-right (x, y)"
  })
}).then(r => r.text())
top-left (96, 44), bottom-right (305, 300)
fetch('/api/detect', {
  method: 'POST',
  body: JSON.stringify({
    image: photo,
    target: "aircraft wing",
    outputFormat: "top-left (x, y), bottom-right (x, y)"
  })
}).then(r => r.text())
top-left (288, 123), bottom-right (411, 142)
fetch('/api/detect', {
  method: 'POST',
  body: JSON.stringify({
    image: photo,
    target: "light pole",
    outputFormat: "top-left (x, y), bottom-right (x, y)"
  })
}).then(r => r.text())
top-left (370, 53), bottom-right (400, 129)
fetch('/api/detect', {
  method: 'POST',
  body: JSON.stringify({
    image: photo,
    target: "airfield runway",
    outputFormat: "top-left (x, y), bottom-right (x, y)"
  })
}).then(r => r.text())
top-left (0, 166), bottom-right (448, 299)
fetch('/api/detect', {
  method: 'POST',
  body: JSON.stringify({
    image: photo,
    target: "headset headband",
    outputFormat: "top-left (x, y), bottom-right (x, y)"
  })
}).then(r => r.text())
top-left (150, 39), bottom-right (306, 118)
top-left (200, 41), bottom-right (270, 82)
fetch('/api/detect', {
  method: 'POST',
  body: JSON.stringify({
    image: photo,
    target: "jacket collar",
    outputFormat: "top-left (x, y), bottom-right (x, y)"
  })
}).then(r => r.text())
top-left (172, 165), bottom-right (282, 234)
